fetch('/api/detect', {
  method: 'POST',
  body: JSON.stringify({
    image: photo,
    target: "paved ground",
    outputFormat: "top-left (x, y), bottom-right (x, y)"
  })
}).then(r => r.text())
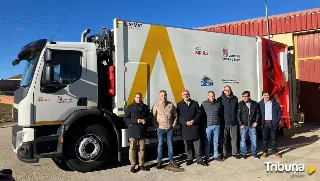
top-left (0, 124), bottom-right (319, 181)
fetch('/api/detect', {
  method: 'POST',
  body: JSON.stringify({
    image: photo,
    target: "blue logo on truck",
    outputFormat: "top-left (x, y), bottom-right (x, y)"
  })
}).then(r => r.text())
top-left (201, 75), bottom-right (213, 86)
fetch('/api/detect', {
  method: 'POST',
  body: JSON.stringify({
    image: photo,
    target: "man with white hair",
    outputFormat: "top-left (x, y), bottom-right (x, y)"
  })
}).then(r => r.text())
top-left (176, 90), bottom-right (207, 166)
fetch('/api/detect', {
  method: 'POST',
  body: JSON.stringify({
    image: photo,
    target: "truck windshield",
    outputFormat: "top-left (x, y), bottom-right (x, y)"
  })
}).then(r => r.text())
top-left (20, 55), bottom-right (39, 87)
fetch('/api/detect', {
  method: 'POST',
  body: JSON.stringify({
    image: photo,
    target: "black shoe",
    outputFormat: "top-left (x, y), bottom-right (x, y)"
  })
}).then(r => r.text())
top-left (186, 160), bottom-right (193, 166)
top-left (215, 156), bottom-right (224, 162)
top-left (156, 162), bottom-right (162, 169)
top-left (197, 160), bottom-right (209, 166)
top-left (241, 155), bottom-right (246, 159)
top-left (253, 154), bottom-right (259, 159)
top-left (139, 165), bottom-right (150, 171)
top-left (233, 155), bottom-right (240, 159)
top-left (130, 166), bottom-right (136, 173)
top-left (204, 159), bottom-right (210, 164)
top-left (222, 156), bottom-right (227, 161)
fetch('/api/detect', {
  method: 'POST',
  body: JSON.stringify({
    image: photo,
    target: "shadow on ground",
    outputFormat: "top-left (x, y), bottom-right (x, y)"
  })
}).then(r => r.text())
top-left (110, 141), bottom-right (188, 170)
top-left (243, 123), bottom-right (320, 156)
top-left (71, 123), bottom-right (320, 172)
top-left (275, 123), bottom-right (320, 155)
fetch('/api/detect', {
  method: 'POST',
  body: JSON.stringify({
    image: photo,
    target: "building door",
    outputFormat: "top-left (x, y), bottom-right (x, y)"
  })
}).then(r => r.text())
top-left (294, 32), bottom-right (320, 123)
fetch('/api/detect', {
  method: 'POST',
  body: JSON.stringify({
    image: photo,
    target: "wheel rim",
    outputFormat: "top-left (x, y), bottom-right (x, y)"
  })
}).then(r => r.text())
top-left (75, 134), bottom-right (103, 162)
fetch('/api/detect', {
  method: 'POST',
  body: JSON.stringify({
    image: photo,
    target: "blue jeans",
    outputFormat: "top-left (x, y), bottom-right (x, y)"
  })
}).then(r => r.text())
top-left (205, 125), bottom-right (220, 160)
top-left (157, 128), bottom-right (174, 162)
top-left (240, 126), bottom-right (257, 156)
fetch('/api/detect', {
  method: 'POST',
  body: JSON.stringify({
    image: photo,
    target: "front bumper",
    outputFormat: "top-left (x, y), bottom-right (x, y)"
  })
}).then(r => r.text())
top-left (12, 124), bottom-right (39, 163)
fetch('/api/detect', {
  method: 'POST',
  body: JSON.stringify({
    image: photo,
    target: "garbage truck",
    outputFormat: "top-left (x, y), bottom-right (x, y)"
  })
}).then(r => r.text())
top-left (11, 18), bottom-right (295, 172)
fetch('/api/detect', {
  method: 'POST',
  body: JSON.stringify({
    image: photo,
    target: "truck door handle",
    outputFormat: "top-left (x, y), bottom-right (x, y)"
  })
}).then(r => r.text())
top-left (77, 97), bottom-right (87, 106)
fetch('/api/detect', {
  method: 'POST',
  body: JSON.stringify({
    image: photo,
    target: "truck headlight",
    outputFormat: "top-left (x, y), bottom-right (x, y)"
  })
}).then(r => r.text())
top-left (16, 131), bottom-right (25, 149)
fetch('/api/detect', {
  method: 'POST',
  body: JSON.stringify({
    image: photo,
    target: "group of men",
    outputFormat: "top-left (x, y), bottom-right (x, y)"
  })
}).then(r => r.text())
top-left (124, 85), bottom-right (283, 173)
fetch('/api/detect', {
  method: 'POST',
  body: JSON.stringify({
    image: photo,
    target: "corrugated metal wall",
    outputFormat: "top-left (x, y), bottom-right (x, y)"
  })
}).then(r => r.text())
top-left (295, 32), bottom-right (320, 123)
top-left (199, 9), bottom-right (320, 37)
top-left (296, 33), bottom-right (320, 58)
top-left (299, 60), bottom-right (320, 83)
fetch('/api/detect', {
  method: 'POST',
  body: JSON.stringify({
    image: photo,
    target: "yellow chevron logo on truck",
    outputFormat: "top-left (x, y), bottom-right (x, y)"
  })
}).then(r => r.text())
top-left (126, 25), bottom-right (185, 105)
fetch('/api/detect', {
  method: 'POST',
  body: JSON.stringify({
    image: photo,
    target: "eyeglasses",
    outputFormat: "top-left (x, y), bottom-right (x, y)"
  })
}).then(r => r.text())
top-left (183, 94), bottom-right (190, 96)
top-left (242, 96), bottom-right (248, 97)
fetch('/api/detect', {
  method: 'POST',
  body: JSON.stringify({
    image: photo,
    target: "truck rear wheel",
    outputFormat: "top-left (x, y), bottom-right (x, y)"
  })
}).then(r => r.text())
top-left (65, 124), bottom-right (112, 172)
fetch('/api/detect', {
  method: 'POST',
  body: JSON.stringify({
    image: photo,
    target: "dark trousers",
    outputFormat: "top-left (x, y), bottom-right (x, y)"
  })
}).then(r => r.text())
top-left (184, 139), bottom-right (202, 162)
top-left (223, 125), bottom-right (238, 156)
top-left (262, 123), bottom-right (278, 153)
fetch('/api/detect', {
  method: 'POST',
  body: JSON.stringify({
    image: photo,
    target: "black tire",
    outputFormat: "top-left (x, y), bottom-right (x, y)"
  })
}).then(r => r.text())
top-left (65, 124), bottom-right (112, 172)
top-left (52, 157), bottom-right (72, 171)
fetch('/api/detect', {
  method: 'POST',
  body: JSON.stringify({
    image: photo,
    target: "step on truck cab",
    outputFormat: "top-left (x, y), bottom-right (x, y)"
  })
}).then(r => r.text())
top-left (11, 18), bottom-right (294, 173)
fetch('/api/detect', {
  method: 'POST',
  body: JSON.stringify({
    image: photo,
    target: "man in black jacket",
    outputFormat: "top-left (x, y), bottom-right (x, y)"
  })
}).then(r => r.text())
top-left (218, 85), bottom-right (239, 160)
top-left (237, 91), bottom-right (260, 159)
top-left (177, 90), bottom-right (207, 166)
top-left (259, 90), bottom-right (282, 159)
top-left (124, 92), bottom-right (152, 173)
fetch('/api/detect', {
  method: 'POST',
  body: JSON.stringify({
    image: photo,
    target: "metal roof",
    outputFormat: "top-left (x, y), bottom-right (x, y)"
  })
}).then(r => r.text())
top-left (197, 8), bottom-right (320, 36)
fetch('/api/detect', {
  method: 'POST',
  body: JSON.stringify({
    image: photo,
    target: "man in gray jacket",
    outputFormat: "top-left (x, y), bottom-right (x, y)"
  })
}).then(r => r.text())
top-left (201, 91), bottom-right (224, 163)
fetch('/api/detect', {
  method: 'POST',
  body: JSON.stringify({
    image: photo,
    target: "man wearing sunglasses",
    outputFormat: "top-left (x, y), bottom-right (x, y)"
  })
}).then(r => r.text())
top-left (237, 91), bottom-right (260, 159)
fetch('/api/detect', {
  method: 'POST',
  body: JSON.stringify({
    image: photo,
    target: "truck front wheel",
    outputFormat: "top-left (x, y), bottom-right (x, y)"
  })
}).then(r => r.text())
top-left (52, 157), bottom-right (72, 171)
top-left (65, 124), bottom-right (112, 172)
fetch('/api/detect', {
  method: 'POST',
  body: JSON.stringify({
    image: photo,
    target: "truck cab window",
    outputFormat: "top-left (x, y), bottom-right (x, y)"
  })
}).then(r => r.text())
top-left (42, 51), bottom-right (82, 85)
top-left (53, 64), bottom-right (61, 81)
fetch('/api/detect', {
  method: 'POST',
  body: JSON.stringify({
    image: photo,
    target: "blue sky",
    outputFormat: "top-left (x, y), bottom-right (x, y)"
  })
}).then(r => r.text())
top-left (0, 0), bottom-right (319, 79)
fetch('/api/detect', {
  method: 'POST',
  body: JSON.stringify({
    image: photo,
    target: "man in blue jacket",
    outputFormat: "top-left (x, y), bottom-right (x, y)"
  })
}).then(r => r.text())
top-left (218, 85), bottom-right (239, 160)
top-left (258, 90), bottom-right (282, 159)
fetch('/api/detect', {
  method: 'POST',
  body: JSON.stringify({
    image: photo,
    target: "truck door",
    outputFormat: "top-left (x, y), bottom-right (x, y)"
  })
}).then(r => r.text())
top-left (33, 49), bottom-right (88, 125)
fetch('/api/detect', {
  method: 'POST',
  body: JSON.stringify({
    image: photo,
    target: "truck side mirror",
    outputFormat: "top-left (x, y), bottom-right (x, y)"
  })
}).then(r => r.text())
top-left (12, 59), bottom-right (20, 66)
top-left (44, 49), bottom-right (53, 63)
top-left (45, 65), bottom-right (54, 83)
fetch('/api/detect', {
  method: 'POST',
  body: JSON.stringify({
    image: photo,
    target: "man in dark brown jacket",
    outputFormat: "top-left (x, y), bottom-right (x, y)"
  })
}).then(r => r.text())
top-left (124, 92), bottom-right (152, 173)
top-left (177, 90), bottom-right (207, 166)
